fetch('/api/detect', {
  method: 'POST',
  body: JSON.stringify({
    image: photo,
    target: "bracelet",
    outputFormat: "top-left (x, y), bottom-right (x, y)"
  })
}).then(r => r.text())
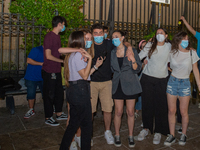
top-left (94, 65), bottom-right (98, 70)
top-left (132, 61), bottom-right (136, 64)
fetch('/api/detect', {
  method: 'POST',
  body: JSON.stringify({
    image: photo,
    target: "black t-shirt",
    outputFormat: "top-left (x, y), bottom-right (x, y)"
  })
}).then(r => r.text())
top-left (91, 39), bottom-right (115, 82)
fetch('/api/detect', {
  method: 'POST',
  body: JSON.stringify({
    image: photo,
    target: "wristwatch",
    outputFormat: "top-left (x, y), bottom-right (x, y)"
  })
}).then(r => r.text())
top-left (94, 65), bottom-right (98, 70)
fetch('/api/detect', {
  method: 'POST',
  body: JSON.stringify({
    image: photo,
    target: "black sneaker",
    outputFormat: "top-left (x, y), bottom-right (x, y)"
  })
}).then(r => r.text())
top-left (128, 136), bottom-right (135, 148)
top-left (179, 133), bottom-right (187, 146)
top-left (178, 128), bottom-right (182, 134)
top-left (45, 117), bottom-right (60, 126)
top-left (114, 135), bottom-right (121, 147)
top-left (56, 112), bottom-right (68, 120)
top-left (164, 134), bottom-right (176, 146)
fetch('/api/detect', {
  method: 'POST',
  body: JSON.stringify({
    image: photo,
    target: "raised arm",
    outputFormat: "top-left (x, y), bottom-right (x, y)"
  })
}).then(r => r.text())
top-left (58, 47), bottom-right (81, 54)
top-left (192, 62), bottom-right (200, 92)
top-left (180, 16), bottom-right (196, 36)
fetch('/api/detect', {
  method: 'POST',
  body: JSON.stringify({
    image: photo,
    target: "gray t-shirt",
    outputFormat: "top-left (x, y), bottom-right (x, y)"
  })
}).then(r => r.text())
top-left (68, 52), bottom-right (90, 81)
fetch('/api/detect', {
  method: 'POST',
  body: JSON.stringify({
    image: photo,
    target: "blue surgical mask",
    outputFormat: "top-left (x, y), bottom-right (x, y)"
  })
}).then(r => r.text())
top-left (104, 33), bottom-right (107, 39)
top-left (180, 40), bottom-right (189, 49)
top-left (61, 25), bottom-right (65, 32)
top-left (112, 38), bottom-right (121, 47)
top-left (85, 41), bottom-right (92, 49)
top-left (94, 36), bottom-right (104, 44)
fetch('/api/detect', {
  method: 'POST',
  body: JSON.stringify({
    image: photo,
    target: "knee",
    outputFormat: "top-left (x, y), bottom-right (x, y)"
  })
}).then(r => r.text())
top-left (180, 110), bottom-right (188, 118)
top-left (115, 110), bottom-right (123, 117)
top-left (126, 109), bottom-right (134, 117)
top-left (168, 109), bottom-right (176, 116)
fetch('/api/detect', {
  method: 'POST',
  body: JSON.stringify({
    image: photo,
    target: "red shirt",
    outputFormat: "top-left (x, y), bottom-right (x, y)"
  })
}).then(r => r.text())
top-left (42, 31), bottom-right (61, 73)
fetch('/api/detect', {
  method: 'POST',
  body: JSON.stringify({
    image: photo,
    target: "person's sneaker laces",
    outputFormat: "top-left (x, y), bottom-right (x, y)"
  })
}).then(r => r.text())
top-left (74, 134), bottom-right (81, 147)
top-left (178, 127), bottom-right (182, 134)
top-left (179, 133), bottom-right (187, 146)
top-left (104, 130), bottom-right (114, 144)
top-left (153, 133), bottom-right (161, 145)
top-left (56, 112), bottom-right (68, 120)
top-left (24, 109), bottom-right (35, 119)
top-left (45, 117), bottom-right (60, 126)
top-left (114, 135), bottom-right (121, 147)
top-left (134, 112), bottom-right (139, 120)
top-left (164, 134), bottom-right (176, 146)
top-left (70, 141), bottom-right (78, 150)
top-left (137, 129), bottom-right (149, 141)
top-left (128, 136), bottom-right (135, 148)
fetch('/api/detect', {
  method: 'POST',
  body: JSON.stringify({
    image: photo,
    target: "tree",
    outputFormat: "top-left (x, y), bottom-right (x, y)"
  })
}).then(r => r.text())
top-left (9, 0), bottom-right (89, 54)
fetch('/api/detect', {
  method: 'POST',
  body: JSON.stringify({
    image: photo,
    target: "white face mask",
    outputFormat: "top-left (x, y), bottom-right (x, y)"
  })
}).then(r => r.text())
top-left (156, 34), bottom-right (165, 42)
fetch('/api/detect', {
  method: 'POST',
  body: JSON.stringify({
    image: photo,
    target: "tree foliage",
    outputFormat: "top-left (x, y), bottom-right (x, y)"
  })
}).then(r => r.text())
top-left (9, 0), bottom-right (89, 54)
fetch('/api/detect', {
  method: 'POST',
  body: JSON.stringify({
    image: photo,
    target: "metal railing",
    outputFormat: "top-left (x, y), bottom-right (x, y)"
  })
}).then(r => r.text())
top-left (0, 0), bottom-right (200, 74)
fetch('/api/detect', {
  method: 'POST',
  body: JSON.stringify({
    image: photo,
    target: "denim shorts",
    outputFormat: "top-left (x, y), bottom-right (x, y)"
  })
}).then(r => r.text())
top-left (25, 79), bottom-right (43, 100)
top-left (166, 75), bottom-right (191, 97)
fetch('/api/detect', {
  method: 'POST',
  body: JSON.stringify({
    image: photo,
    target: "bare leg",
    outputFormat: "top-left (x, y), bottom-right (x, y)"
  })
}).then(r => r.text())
top-left (167, 93), bottom-right (178, 136)
top-left (104, 111), bottom-right (112, 131)
top-left (114, 100), bottom-right (124, 135)
top-left (28, 99), bottom-right (35, 109)
top-left (126, 100), bottom-right (136, 136)
top-left (179, 96), bottom-right (190, 135)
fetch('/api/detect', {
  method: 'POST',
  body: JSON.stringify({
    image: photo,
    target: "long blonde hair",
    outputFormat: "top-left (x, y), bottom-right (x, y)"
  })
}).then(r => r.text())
top-left (64, 31), bottom-right (85, 87)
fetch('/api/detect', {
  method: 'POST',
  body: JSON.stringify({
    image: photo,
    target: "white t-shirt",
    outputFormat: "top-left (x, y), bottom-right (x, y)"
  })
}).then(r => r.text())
top-left (139, 42), bottom-right (171, 78)
top-left (169, 50), bottom-right (199, 79)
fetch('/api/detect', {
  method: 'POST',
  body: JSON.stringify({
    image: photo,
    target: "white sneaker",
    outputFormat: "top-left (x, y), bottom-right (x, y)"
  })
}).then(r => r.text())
top-left (140, 123), bottom-right (143, 127)
top-left (104, 130), bottom-right (114, 144)
top-left (153, 133), bottom-right (161, 145)
top-left (137, 129), bottom-right (149, 141)
top-left (135, 112), bottom-right (139, 120)
top-left (70, 141), bottom-right (78, 150)
top-left (74, 135), bottom-right (81, 147)
top-left (91, 138), bottom-right (93, 146)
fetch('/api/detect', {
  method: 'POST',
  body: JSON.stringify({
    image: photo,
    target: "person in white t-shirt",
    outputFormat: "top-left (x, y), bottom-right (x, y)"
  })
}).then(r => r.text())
top-left (136, 28), bottom-right (171, 145)
top-left (164, 31), bottom-right (200, 146)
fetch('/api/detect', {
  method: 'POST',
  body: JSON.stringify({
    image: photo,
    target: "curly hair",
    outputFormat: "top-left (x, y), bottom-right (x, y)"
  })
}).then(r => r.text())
top-left (171, 31), bottom-right (190, 55)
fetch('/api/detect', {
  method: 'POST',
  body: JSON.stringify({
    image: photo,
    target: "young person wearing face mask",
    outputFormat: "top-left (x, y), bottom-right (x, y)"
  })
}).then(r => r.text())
top-left (103, 26), bottom-right (109, 40)
top-left (164, 32), bottom-right (200, 146)
top-left (136, 28), bottom-right (171, 144)
top-left (59, 29), bottom-right (103, 150)
top-left (90, 23), bottom-right (133, 145)
top-left (111, 30), bottom-right (142, 148)
top-left (42, 16), bottom-right (68, 126)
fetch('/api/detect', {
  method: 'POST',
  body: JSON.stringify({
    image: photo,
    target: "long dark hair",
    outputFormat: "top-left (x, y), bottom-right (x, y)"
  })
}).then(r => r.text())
top-left (64, 31), bottom-right (85, 86)
top-left (148, 28), bottom-right (170, 59)
top-left (171, 31), bottom-right (190, 55)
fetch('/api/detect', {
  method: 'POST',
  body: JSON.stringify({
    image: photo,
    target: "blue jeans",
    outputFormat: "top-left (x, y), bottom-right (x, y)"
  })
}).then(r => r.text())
top-left (60, 80), bottom-right (92, 150)
top-left (25, 79), bottom-right (43, 100)
top-left (135, 96), bottom-right (142, 110)
top-left (167, 75), bottom-right (191, 97)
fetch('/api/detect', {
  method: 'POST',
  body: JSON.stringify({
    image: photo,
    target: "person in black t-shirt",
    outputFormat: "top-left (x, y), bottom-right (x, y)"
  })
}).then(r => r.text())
top-left (90, 23), bottom-right (134, 145)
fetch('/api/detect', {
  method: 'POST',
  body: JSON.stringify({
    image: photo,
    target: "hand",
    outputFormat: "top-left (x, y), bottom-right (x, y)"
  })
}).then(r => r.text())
top-left (126, 51), bottom-right (135, 62)
top-left (126, 47), bottom-right (134, 61)
top-left (41, 62), bottom-right (43, 66)
top-left (144, 59), bottom-right (148, 65)
top-left (80, 48), bottom-right (89, 62)
top-left (180, 16), bottom-right (185, 21)
top-left (95, 56), bottom-right (104, 68)
top-left (190, 47), bottom-right (196, 51)
top-left (81, 50), bottom-right (92, 60)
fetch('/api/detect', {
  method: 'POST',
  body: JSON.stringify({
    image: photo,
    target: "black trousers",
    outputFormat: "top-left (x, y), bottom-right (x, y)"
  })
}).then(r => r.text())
top-left (60, 80), bottom-right (92, 150)
top-left (141, 74), bottom-right (169, 135)
top-left (42, 70), bottom-right (64, 118)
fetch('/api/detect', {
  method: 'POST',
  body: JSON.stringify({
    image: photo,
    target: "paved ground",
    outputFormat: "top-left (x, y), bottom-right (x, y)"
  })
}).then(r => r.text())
top-left (0, 98), bottom-right (200, 150)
